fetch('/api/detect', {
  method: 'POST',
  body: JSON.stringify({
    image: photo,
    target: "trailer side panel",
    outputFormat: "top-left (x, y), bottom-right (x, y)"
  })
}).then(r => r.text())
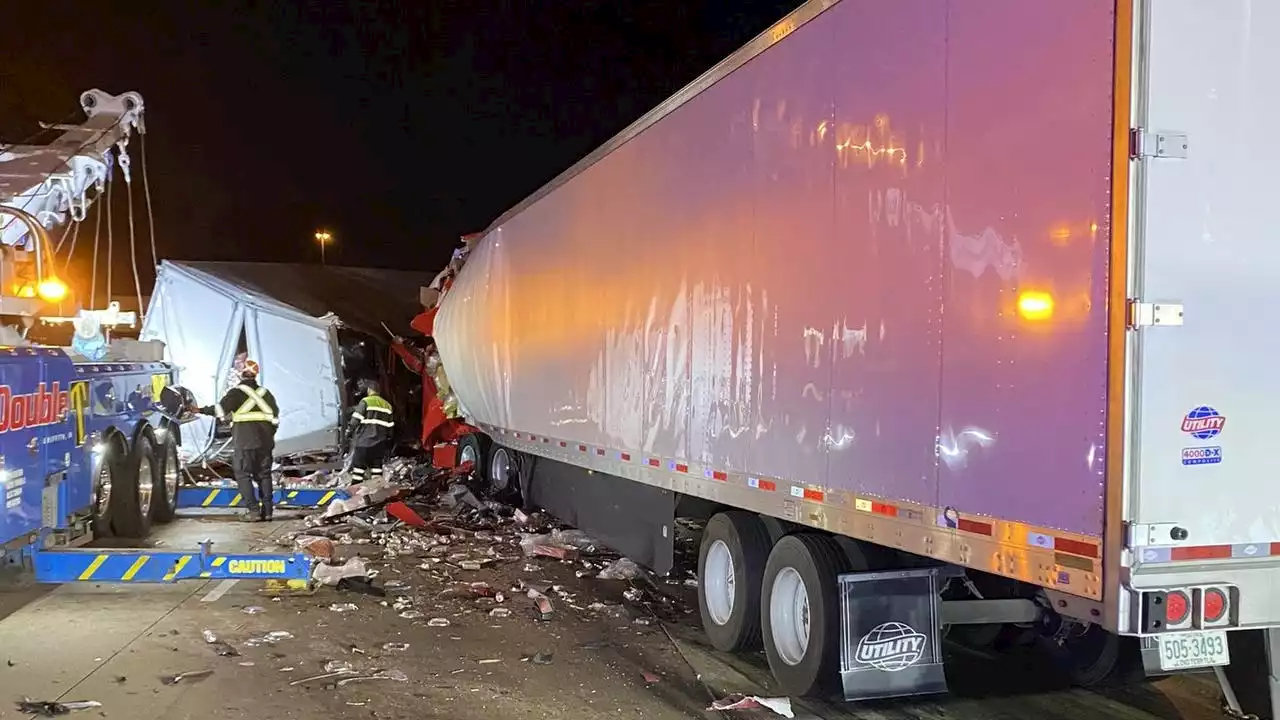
top-left (438, 0), bottom-right (1120, 592)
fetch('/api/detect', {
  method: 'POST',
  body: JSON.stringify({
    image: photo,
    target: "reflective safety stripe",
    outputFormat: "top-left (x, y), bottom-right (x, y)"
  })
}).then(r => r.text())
top-left (231, 384), bottom-right (277, 425)
top-left (358, 396), bottom-right (394, 428)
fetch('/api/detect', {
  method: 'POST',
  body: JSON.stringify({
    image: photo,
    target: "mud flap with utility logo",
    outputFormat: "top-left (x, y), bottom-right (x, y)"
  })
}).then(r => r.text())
top-left (839, 567), bottom-right (953, 701)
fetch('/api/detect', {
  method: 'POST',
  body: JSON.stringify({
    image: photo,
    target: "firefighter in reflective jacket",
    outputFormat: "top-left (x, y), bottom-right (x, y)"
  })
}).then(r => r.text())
top-left (347, 379), bottom-right (394, 482)
top-left (193, 359), bottom-right (281, 522)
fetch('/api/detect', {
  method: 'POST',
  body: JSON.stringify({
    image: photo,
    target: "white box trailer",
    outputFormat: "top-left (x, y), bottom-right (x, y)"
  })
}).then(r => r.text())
top-left (141, 260), bottom-right (431, 461)
top-left (433, 0), bottom-right (1280, 712)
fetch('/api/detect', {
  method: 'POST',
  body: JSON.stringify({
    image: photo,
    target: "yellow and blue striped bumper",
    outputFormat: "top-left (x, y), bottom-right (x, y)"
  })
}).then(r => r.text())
top-left (33, 548), bottom-right (312, 583)
top-left (176, 487), bottom-right (348, 509)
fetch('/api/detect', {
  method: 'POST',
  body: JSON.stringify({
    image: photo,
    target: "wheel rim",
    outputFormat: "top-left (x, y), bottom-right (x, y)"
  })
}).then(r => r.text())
top-left (164, 446), bottom-right (179, 507)
top-left (490, 448), bottom-right (511, 491)
top-left (460, 443), bottom-right (477, 467)
top-left (137, 454), bottom-right (153, 522)
top-left (95, 459), bottom-right (112, 519)
top-left (704, 539), bottom-right (736, 626)
top-left (770, 567), bottom-right (811, 666)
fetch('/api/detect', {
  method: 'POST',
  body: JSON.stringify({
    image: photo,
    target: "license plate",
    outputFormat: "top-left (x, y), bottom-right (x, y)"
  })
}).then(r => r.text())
top-left (1157, 629), bottom-right (1231, 671)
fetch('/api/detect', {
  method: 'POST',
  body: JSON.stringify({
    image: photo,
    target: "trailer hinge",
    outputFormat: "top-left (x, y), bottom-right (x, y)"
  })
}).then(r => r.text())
top-left (1128, 300), bottom-right (1184, 329)
top-left (1131, 128), bottom-right (1189, 159)
top-left (1126, 521), bottom-right (1188, 548)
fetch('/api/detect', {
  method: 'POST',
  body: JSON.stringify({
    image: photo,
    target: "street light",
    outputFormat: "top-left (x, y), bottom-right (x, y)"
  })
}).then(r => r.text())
top-left (314, 230), bottom-right (333, 265)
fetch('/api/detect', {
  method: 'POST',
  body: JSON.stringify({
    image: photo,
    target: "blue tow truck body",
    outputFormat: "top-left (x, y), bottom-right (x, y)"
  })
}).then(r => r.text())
top-left (0, 346), bottom-right (313, 584)
top-left (0, 347), bottom-right (173, 550)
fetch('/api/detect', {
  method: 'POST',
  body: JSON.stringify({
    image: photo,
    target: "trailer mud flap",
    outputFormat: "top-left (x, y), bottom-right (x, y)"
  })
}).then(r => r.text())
top-left (839, 567), bottom-right (952, 701)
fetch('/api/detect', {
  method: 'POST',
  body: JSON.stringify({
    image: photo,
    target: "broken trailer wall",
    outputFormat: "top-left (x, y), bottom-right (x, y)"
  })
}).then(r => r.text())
top-left (142, 261), bottom-right (341, 459)
top-left (142, 261), bottom-right (434, 460)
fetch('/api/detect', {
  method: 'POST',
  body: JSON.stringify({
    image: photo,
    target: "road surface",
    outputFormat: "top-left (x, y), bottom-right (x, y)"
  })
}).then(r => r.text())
top-left (0, 512), bottom-right (1228, 720)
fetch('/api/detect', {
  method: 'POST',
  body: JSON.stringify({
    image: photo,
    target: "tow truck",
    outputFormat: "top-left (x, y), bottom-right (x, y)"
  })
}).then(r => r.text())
top-left (0, 90), bottom-right (335, 585)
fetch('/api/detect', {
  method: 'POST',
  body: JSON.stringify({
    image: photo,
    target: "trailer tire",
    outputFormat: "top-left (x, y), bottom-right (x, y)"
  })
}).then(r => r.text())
top-left (761, 534), bottom-right (851, 697)
top-left (1057, 624), bottom-right (1144, 688)
top-left (151, 432), bottom-right (181, 524)
top-left (457, 433), bottom-right (489, 477)
top-left (113, 434), bottom-right (155, 539)
top-left (698, 512), bottom-right (772, 652)
top-left (487, 445), bottom-right (521, 503)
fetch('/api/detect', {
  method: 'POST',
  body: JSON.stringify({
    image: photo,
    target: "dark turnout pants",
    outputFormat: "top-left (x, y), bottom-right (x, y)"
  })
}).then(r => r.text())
top-left (350, 442), bottom-right (388, 483)
top-left (233, 447), bottom-right (274, 518)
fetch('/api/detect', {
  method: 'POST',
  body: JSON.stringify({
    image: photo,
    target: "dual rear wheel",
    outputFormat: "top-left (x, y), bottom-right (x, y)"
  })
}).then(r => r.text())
top-left (697, 511), bottom-right (850, 697)
top-left (92, 428), bottom-right (182, 539)
top-left (696, 510), bottom-right (1142, 698)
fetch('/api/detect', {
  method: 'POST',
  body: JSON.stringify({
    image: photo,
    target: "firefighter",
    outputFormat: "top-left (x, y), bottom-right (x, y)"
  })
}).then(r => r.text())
top-left (192, 359), bottom-right (280, 522)
top-left (347, 378), bottom-right (394, 482)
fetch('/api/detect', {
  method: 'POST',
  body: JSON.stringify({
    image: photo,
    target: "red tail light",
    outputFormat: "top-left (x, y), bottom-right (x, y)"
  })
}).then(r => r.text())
top-left (1202, 588), bottom-right (1228, 623)
top-left (1165, 590), bottom-right (1191, 625)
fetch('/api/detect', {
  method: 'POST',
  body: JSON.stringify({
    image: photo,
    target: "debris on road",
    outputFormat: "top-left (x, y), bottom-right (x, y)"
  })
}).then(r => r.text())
top-left (16, 699), bottom-right (103, 716)
top-left (596, 557), bottom-right (643, 580)
top-left (521, 650), bottom-right (555, 665)
top-left (335, 669), bottom-right (409, 686)
top-left (709, 695), bottom-right (796, 718)
top-left (202, 628), bottom-right (241, 657)
top-left (244, 631), bottom-right (294, 648)
top-left (324, 659), bottom-right (357, 674)
top-left (159, 669), bottom-right (215, 686)
top-left (528, 588), bottom-right (555, 620)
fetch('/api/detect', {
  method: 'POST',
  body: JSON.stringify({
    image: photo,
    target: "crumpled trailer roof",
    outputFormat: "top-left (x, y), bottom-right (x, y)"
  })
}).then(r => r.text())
top-left (156, 261), bottom-right (432, 337)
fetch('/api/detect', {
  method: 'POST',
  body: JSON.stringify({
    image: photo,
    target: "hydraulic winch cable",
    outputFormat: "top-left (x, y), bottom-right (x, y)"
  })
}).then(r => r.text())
top-left (53, 219), bottom-right (74, 255)
top-left (139, 130), bottom-right (158, 272)
top-left (91, 178), bottom-right (111, 309)
top-left (105, 165), bottom-right (113, 308)
top-left (124, 149), bottom-right (144, 319)
top-left (58, 219), bottom-right (79, 260)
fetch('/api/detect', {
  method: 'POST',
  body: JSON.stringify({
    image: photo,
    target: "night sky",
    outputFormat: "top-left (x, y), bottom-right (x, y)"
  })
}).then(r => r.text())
top-left (4, 0), bottom-right (802, 295)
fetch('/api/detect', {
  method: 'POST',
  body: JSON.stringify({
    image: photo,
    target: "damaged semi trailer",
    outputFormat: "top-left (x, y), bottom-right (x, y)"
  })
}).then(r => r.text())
top-left (432, 0), bottom-right (1280, 713)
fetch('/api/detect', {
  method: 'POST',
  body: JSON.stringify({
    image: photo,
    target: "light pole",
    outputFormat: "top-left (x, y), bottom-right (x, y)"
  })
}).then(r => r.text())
top-left (314, 230), bottom-right (332, 265)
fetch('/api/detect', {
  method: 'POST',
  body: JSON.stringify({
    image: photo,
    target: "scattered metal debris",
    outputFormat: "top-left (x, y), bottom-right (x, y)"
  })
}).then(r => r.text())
top-left (160, 669), bottom-right (214, 686)
top-left (16, 700), bottom-right (103, 716)
top-left (709, 695), bottom-right (796, 718)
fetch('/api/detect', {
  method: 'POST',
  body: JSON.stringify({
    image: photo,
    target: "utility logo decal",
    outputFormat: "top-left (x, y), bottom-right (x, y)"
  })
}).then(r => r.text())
top-left (854, 622), bottom-right (926, 672)
top-left (1181, 406), bottom-right (1225, 440)
top-left (1181, 446), bottom-right (1223, 466)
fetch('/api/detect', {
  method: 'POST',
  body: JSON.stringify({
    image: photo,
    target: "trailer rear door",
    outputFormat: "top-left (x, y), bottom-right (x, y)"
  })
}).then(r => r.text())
top-left (1128, 0), bottom-right (1280, 621)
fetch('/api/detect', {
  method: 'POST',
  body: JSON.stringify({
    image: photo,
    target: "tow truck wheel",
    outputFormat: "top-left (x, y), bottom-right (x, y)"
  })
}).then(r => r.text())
top-left (698, 511), bottom-right (772, 652)
top-left (761, 534), bottom-right (851, 697)
top-left (113, 434), bottom-right (156, 539)
top-left (151, 433), bottom-right (181, 524)
top-left (92, 442), bottom-right (124, 539)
